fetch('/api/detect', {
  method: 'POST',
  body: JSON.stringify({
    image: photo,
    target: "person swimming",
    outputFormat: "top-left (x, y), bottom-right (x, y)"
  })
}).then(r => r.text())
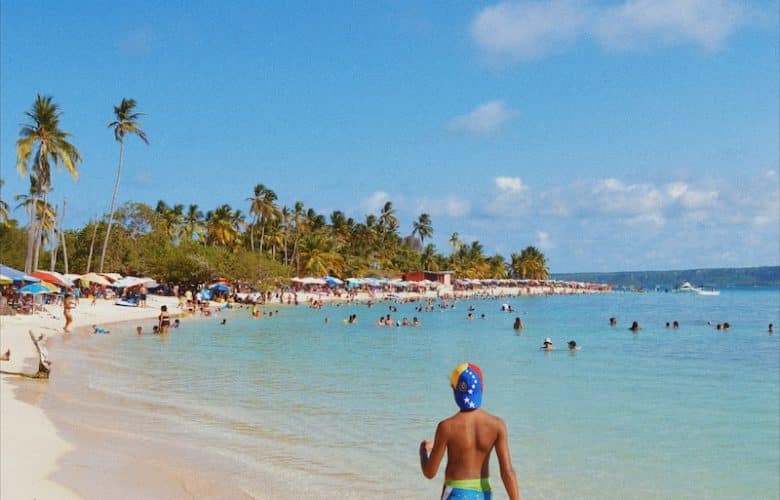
top-left (541, 338), bottom-right (554, 350)
top-left (513, 317), bottom-right (523, 331)
top-left (629, 321), bottom-right (641, 332)
top-left (568, 340), bottom-right (580, 351)
top-left (609, 317), bottom-right (617, 326)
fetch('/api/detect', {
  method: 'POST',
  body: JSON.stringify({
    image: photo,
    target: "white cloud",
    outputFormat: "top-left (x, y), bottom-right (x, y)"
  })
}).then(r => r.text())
top-left (361, 191), bottom-right (390, 214)
top-left (536, 230), bottom-right (555, 250)
top-left (447, 101), bottom-right (513, 135)
top-left (596, 0), bottom-right (746, 51)
top-left (416, 195), bottom-right (471, 217)
top-left (495, 176), bottom-right (525, 193)
top-left (471, 0), bottom-right (748, 61)
top-left (471, 1), bottom-right (587, 61)
top-left (484, 176), bottom-right (531, 216)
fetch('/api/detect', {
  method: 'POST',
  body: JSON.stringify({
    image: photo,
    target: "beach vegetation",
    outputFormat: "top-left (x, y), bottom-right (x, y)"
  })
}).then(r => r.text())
top-left (99, 98), bottom-right (149, 273)
top-left (15, 95), bottom-right (81, 273)
top-left (9, 97), bottom-right (552, 283)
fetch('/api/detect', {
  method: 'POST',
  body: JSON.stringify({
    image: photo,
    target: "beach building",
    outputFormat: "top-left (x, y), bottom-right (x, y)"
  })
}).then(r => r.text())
top-left (401, 270), bottom-right (454, 287)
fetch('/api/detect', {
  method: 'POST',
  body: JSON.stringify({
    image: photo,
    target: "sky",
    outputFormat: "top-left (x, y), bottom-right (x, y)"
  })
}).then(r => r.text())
top-left (1, 0), bottom-right (778, 273)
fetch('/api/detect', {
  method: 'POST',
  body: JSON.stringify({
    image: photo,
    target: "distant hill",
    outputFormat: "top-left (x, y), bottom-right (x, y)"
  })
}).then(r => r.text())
top-left (552, 266), bottom-right (780, 289)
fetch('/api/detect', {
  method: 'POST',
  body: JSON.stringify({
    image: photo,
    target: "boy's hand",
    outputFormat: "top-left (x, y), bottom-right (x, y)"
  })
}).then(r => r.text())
top-left (420, 440), bottom-right (433, 455)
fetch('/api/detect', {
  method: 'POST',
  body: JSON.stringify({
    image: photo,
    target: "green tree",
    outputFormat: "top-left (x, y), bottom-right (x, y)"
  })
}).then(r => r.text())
top-left (16, 95), bottom-right (81, 272)
top-left (99, 98), bottom-right (149, 272)
top-left (247, 183), bottom-right (279, 253)
top-left (411, 213), bottom-right (433, 245)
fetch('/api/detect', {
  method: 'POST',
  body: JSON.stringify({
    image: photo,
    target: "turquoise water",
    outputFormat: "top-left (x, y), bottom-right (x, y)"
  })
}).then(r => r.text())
top-left (50, 289), bottom-right (779, 499)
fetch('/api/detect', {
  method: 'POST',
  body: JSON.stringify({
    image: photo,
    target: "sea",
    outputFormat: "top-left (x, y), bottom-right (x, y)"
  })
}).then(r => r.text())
top-left (42, 288), bottom-right (779, 499)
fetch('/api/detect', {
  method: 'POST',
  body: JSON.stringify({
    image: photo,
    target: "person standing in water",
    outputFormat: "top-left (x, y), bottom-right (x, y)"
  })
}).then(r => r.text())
top-left (419, 362), bottom-right (520, 499)
top-left (158, 305), bottom-right (171, 334)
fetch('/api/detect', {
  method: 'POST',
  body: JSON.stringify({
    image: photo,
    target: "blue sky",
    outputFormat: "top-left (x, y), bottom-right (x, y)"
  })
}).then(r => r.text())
top-left (1, 0), bottom-right (778, 273)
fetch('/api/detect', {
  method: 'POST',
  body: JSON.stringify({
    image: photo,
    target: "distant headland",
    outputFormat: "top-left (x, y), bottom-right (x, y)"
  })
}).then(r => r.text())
top-left (553, 266), bottom-right (780, 289)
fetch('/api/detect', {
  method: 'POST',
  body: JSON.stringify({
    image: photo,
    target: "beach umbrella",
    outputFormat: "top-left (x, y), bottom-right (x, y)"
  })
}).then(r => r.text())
top-left (209, 282), bottom-right (230, 293)
top-left (18, 283), bottom-right (53, 295)
top-left (0, 264), bottom-right (40, 283)
top-left (78, 272), bottom-right (112, 286)
top-left (0, 274), bottom-right (12, 285)
top-left (30, 270), bottom-right (74, 288)
top-left (324, 276), bottom-right (343, 286)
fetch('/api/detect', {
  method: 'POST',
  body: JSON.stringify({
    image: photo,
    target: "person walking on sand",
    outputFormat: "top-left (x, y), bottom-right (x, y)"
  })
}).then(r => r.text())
top-left (63, 293), bottom-right (75, 332)
top-left (420, 362), bottom-right (520, 500)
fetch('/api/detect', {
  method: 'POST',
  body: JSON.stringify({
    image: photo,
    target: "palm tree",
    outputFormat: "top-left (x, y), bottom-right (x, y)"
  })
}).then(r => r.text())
top-left (247, 184), bottom-right (279, 253)
top-left (411, 213), bottom-right (433, 244)
top-left (206, 204), bottom-right (242, 248)
top-left (99, 98), bottom-right (148, 272)
top-left (15, 190), bottom-right (57, 264)
top-left (182, 204), bottom-right (205, 243)
top-left (449, 232), bottom-right (462, 254)
top-left (16, 95), bottom-right (81, 272)
top-left (300, 232), bottom-right (344, 276)
top-left (511, 246), bottom-right (549, 279)
top-left (379, 201), bottom-right (398, 234)
top-left (420, 243), bottom-right (438, 271)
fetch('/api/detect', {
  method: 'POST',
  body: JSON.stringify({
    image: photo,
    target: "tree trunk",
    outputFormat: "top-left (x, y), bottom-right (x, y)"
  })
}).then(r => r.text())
top-left (32, 192), bottom-right (48, 272)
top-left (50, 204), bottom-right (60, 271)
top-left (86, 215), bottom-right (99, 273)
top-left (24, 199), bottom-right (36, 273)
top-left (60, 198), bottom-right (69, 275)
top-left (0, 331), bottom-right (51, 379)
top-left (99, 140), bottom-right (124, 273)
top-left (259, 222), bottom-right (265, 254)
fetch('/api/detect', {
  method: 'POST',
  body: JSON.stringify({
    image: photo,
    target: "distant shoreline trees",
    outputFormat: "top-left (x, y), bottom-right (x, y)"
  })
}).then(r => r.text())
top-left (6, 94), bottom-right (550, 282)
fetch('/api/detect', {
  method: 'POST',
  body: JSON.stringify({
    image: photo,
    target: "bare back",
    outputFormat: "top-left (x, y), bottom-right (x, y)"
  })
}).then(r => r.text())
top-left (440, 409), bottom-right (503, 480)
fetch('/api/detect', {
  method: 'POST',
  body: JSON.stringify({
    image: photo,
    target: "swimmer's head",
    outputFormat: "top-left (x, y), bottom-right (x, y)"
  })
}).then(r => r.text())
top-left (450, 362), bottom-right (484, 411)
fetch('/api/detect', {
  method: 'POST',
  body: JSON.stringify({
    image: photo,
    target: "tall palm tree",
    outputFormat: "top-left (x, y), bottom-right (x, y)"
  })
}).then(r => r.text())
top-left (411, 212), bottom-right (433, 244)
top-left (511, 246), bottom-right (549, 279)
top-left (449, 232), bottom-right (462, 254)
top-left (247, 184), bottom-right (278, 253)
top-left (379, 201), bottom-right (398, 234)
top-left (99, 98), bottom-right (148, 272)
top-left (16, 95), bottom-right (81, 272)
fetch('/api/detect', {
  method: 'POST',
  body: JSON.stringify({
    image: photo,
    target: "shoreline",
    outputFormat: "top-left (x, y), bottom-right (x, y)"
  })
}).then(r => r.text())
top-left (0, 285), bottom-right (607, 498)
top-left (0, 294), bottom-right (181, 499)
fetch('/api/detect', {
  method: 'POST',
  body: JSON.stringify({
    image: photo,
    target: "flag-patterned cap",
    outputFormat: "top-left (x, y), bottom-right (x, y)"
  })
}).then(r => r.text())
top-left (450, 362), bottom-right (484, 411)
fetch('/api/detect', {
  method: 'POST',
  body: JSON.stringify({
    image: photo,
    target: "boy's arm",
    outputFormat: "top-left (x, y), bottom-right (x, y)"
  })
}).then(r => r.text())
top-left (420, 422), bottom-right (447, 479)
top-left (495, 419), bottom-right (521, 500)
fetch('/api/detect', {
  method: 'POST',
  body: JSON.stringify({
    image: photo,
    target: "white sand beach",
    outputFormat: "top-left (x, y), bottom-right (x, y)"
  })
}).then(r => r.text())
top-left (0, 295), bottom-right (180, 499)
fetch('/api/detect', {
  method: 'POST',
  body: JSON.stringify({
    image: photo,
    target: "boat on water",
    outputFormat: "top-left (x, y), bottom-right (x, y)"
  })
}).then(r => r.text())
top-left (674, 281), bottom-right (720, 296)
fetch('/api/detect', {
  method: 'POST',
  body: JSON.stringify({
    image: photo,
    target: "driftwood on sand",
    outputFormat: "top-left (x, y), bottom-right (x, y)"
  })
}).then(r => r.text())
top-left (0, 330), bottom-right (51, 379)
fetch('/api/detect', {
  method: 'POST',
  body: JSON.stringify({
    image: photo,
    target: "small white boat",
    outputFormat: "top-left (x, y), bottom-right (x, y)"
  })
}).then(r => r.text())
top-left (674, 281), bottom-right (720, 296)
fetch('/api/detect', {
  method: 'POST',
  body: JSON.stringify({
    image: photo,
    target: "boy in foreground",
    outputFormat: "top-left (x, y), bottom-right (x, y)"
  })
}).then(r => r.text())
top-left (420, 362), bottom-right (520, 499)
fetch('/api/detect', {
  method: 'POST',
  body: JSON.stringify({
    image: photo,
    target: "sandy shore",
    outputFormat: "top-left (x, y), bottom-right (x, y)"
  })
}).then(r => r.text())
top-left (0, 294), bottom-right (180, 500)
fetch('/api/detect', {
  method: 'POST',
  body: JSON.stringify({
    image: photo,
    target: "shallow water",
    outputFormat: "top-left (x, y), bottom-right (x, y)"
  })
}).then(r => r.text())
top-left (46, 289), bottom-right (779, 499)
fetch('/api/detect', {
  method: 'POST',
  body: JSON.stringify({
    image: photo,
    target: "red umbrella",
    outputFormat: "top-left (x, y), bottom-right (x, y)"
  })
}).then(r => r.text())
top-left (30, 270), bottom-right (73, 288)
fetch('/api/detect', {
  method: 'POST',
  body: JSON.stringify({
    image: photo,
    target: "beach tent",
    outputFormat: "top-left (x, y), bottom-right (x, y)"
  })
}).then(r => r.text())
top-left (30, 270), bottom-right (74, 288)
top-left (0, 264), bottom-right (40, 283)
